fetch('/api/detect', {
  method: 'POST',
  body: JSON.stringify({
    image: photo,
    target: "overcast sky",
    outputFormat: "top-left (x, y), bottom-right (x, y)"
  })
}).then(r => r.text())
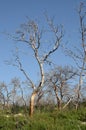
top-left (0, 0), bottom-right (85, 83)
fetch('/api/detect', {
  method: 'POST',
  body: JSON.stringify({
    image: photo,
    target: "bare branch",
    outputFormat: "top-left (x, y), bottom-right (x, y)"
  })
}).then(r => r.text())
top-left (43, 18), bottom-right (63, 61)
top-left (15, 55), bottom-right (35, 89)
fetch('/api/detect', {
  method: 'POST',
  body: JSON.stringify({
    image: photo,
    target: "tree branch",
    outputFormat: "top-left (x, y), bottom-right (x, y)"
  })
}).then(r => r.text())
top-left (15, 55), bottom-right (35, 89)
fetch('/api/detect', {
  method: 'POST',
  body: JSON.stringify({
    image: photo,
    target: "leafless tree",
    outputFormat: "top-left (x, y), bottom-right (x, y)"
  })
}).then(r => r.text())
top-left (9, 16), bottom-right (64, 116)
top-left (62, 3), bottom-right (86, 109)
top-left (0, 82), bottom-right (10, 109)
top-left (45, 66), bottom-right (77, 110)
top-left (10, 78), bottom-right (27, 106)
top-left (76, 2), bottom-right (86, 109)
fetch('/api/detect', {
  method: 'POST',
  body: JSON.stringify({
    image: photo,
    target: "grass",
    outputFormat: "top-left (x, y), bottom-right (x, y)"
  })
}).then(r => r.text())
top-left (0, 107), bottom-right (86, 130)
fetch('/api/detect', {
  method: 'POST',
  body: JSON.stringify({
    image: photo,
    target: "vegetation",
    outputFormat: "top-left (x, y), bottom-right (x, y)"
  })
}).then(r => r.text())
top-left (0, 104), bottom-right (86, 130)
top-left (0, 2), bottom-right (86, 130)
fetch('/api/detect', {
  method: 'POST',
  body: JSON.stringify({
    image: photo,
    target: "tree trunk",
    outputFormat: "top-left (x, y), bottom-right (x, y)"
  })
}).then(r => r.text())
top-left (57, 99), bottom-right (62, 110)
top-left (29, 91), bottom-right (37, 117)
top-left (75, 103), bottom-right (79, 110)
top-left (54, 85), bottom-right (62, 110)
top-left (63, 98), bottom-right (72, 109)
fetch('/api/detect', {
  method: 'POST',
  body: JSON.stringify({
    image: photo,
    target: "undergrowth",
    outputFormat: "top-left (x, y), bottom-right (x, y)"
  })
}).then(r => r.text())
top-left (0, 107), bottom-right (86, 130)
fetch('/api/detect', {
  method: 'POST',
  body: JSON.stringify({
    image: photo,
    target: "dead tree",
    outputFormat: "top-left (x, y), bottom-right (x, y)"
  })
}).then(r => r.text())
top-left (0, 82), bottom-right (10, 109)
top-left (45, 66), bottom-right (77, 110)
top-left (11, 77), bottom-right (27, 106)
top-left (62, 3), bottom-right (86, 109)
top-left (9, 17), bottom-right (64, 116)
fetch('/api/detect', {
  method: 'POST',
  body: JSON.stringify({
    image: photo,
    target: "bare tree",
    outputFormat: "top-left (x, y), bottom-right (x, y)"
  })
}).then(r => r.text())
top-left (10, 77), bottom-right (26, 106)
top-left (76, 2), bottom-right (86, 109)
top-left (9, 17), bottom-right (64, 116)
top-left (10, 78), bottom-right (19, 107)
top-left (0, 82), bottom-right (10, 109)
top-left (45, 66), bottom-right (77, 110)
top-left (62, 3), bottom-right (86, 109)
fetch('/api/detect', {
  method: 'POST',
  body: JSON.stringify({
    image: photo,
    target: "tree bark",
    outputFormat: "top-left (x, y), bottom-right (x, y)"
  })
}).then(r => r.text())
top-left (29, 91), bottom-right (37, 117)
top-left (54, 85), bottom-right (62, 110)
top-left (57, 99), bottom-right (62, 110)
top-left (63, 98), bottom-right (72, 109)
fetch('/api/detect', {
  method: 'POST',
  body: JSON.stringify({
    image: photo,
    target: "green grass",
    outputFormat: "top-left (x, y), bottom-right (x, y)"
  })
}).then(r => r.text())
top-left (0, 108), bottom-right (86, 130)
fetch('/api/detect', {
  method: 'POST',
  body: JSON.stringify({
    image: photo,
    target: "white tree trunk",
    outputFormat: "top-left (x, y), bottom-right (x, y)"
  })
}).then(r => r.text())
top-left (29, 91), bottom-right (37, 117)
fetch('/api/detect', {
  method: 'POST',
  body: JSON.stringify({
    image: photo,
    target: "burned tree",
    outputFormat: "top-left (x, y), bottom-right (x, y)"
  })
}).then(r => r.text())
top-left (62, 3), bottom-right (86, 109)
top-left (45, 66), bottom-right (77, 110)
top-left (9, 17), bottom-right (64, 116)
top-left (0, 82), bottom-right (10, 109)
